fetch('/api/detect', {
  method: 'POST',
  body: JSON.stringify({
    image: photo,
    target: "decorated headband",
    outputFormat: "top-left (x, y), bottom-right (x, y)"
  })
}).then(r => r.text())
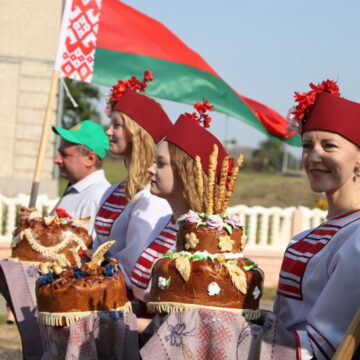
top-left (105, 71), bottom-right (154, 116)
top-left (165, 100), bottom-right (230, 177)
top-left (287, 79), bottom-right (360, 146)
top-left (184, 100), bottom-right (214, 128)
top-left (106, 71), bottom-right (172, 143)
top-left (287, 79), bottom-right (340, 133)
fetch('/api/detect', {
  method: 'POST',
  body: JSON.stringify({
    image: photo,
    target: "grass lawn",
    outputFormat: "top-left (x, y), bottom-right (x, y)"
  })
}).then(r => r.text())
top-left (262, 287), bottom-right (276, 301)
top-left (230, 171), bottom-right (318, 208)
top-left (59, 158), bottom-right (319, 209)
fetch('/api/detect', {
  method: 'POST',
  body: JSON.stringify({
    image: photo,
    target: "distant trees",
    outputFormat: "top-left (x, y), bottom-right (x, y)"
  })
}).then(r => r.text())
top-left (252, 139), bottom-right (284, 171)
top-left (252, 139), bottom-right (299, 172)
top-left (62, 79), bottom-right (101, 129)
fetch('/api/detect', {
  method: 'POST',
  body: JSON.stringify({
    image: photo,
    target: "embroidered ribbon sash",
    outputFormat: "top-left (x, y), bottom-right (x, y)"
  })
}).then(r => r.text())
top-left (95, 182), bottom-right (129, 236)
top-left (131, 217), bottom-right (178, 289)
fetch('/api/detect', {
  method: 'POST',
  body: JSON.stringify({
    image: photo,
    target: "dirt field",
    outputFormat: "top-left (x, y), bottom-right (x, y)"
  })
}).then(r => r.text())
top-left (0, 324), bottom-right (22, 359)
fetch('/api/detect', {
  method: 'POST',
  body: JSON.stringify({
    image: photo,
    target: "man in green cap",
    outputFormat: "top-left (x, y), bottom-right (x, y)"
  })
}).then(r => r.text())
top-left (51, 120), bottom-right (110, 233)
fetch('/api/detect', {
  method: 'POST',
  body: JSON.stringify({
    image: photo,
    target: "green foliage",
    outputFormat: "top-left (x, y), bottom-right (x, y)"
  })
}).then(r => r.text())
top-left (252, 139), bottom-right (284, 171)
top-left (62, 79), bottom-right (101, 128)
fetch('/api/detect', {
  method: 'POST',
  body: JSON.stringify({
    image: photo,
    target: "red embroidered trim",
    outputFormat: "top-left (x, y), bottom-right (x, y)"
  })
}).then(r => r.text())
top-left (131, 217), bottom-right (178, 289)
top-left (94, 182), bottom-right (129, 236)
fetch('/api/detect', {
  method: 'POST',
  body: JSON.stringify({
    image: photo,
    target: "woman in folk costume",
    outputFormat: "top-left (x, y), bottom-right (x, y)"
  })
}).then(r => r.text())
top-left (140, 82), bottom-right (360, 359)
top-left (131, 100), bottom-right (229, 301)
top-left (273, 80), bottom-right (360, 359)
top-left (94, 71), bottom-right (172, 286)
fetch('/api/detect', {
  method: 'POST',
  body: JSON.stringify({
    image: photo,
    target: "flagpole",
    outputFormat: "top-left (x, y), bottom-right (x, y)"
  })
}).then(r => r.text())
top-left (28, 70), bottom-right (60, 208)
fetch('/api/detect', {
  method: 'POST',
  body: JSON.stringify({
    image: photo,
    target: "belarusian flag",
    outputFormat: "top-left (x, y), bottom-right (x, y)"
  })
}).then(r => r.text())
top-left (55, 0), bottom-right (300, 145)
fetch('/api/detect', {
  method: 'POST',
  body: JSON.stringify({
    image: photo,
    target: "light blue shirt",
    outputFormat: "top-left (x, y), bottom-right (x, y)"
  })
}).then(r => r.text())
top-left (55, 169), bottom-right (110, 235)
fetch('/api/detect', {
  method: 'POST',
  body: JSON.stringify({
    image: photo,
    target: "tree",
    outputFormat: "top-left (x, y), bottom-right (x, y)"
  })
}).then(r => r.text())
top-left (252, 139), bottom-right (285, 171)
top-left (62, 78), bottom-right (101, 129)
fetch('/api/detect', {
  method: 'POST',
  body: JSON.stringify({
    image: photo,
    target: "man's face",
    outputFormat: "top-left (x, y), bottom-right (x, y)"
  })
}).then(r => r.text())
top-left (53, 139), bottom-right (90, 184)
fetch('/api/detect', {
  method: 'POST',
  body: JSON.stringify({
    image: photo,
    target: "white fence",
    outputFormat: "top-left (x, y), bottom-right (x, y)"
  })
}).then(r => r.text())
top-left (0, 194), bottom-right (327, 251)
top-left (227, 205), bottom-right (326, 251)
top-left (0, 193), bottom-right (59, 245)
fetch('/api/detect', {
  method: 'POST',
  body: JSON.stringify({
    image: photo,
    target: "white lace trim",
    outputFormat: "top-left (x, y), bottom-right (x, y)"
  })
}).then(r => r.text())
top-left (37, 302), bottom-right (133, 326)
top-left (147, 301), bottom-right (261, 320)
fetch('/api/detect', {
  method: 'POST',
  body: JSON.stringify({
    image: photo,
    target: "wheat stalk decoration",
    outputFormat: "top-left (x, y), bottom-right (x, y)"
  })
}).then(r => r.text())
top-left (214, 155), bottom-right (230, 214)
top-left (206, 144), bottom-right (218, 214)
top-left (221, 154), bottom-right (244, 213)
top-left (195, 145), bottom-right (244, 215)
top-left (195, 155), bottom-right (204, 212)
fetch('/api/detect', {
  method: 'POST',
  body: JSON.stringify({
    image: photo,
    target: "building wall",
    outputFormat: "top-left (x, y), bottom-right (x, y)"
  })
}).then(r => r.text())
top-left (0, 0), bottom-right (63, 197)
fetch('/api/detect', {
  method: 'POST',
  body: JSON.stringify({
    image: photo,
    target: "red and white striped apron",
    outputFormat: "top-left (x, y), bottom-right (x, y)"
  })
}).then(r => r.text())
top-left (277, 209), bottom-right (360, 300)
top-left (94, 182), bottom-right (129, 236)
top-left (131, 217), bottom-right (178, 289)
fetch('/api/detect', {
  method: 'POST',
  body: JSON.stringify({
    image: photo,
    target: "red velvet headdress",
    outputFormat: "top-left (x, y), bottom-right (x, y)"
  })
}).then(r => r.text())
top-left (164, 100), bottom-right (229, 176)
top-left (106, 71), bottom-right (172, 143)
top-left (288, 80), bottom-right (360, 146)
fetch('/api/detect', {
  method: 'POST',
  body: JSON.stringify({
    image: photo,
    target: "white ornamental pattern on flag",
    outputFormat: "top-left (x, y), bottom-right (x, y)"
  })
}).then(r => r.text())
top-left (55, 0), bottom-right (102, 82)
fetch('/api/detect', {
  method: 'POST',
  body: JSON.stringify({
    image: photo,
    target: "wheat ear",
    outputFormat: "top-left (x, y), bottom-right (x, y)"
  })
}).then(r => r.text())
top-left (215, 156), bottom-right (230, 214)
top-left (222, 154), bottom-right (244, 212)
top-left (206, 144), bottom-right (218, 214)
top-left (195, 155), bottom-right (204, 212)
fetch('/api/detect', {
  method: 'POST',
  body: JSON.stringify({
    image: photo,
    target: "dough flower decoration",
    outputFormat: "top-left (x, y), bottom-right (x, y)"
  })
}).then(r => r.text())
top-left (38, 272), bottom-right (54, 285)
top-left (105, 70), bottom-right (154, 116)
top-left (103, 263), bottom-right (116, 276)
top-left (184, 232), bottom-right (199, 250)
top-left (288, 79), bottom-right (340, 133)
top-left (218, 235), bottom-right (235, 252)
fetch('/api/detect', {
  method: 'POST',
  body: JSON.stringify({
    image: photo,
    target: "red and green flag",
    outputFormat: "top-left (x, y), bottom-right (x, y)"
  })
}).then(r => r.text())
top-left (55, 0), bottom-right (300, 145)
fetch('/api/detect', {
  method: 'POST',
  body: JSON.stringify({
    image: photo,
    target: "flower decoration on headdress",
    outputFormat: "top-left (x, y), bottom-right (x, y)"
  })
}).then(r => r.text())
top-left (287, 79), bottom-right (340, 133)
top-left (185, 99), bottom-right (214, 128)
top-left (104, 70), bottom-right (154, 116)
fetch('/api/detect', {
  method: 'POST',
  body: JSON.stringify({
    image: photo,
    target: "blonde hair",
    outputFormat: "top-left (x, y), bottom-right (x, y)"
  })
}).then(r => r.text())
top-left (122, 114), bottom-right (156, 200)
top-left (167, 142), bottom-right (208, 212)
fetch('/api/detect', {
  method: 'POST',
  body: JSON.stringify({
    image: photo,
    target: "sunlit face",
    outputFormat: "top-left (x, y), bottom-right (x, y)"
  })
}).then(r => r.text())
top-left (302, 130), bottom-right (360, 194)
top-left (106, 111), bottom-right (132, 157)
top-left (53, 139), bottom-right (92, 184)
top-left (148, 141), bottom-right (180, 200)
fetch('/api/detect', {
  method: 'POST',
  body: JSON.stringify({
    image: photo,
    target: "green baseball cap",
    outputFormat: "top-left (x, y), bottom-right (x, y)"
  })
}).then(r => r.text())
top-left (52, 120), bottom-right (109, 159)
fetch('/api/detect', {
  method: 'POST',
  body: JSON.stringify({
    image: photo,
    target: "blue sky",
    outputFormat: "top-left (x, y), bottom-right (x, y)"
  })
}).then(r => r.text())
top-left (101, 0), bottom-right (360, 157)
